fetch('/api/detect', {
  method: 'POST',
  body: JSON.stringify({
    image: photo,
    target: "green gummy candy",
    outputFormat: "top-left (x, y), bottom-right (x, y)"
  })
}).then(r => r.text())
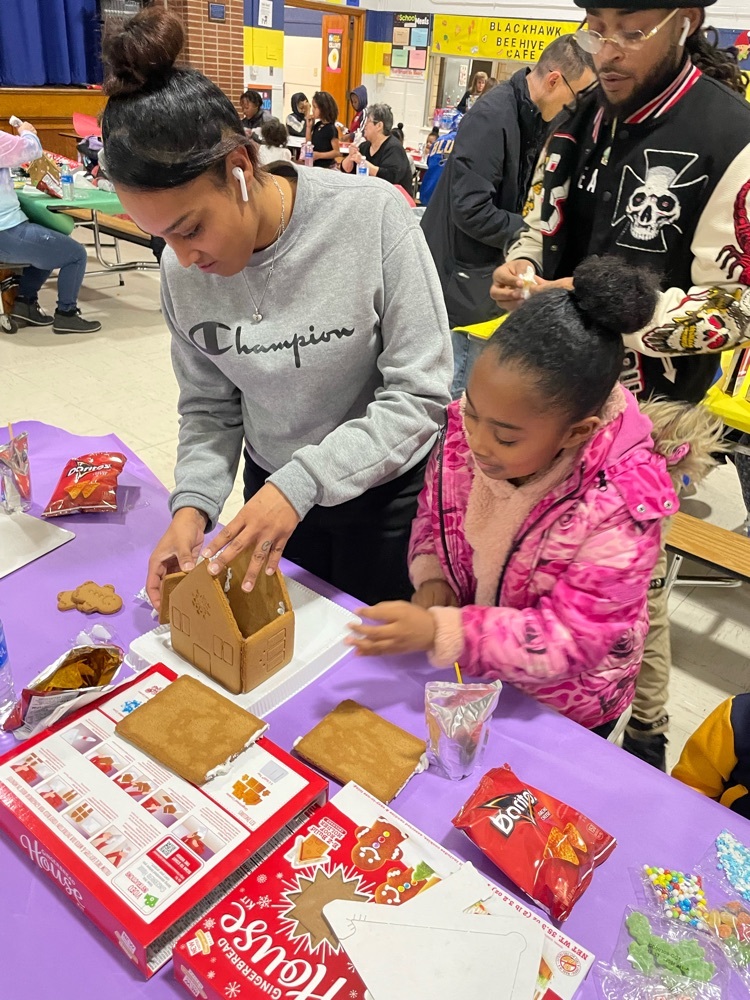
top-left (626, 911), bottom-right (653, 945)
top-left (412, 861), bottom-right (435, 882)
top-left (628, 942), bottom-right (655, 975)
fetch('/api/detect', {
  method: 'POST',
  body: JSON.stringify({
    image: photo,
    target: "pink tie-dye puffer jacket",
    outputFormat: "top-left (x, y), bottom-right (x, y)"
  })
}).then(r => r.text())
top-left (408, 388), bottom-right (679, 729)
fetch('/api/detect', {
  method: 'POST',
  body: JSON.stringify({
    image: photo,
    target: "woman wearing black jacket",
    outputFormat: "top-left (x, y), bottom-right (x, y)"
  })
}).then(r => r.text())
top-left (341, 103), bottom-right (412, 190)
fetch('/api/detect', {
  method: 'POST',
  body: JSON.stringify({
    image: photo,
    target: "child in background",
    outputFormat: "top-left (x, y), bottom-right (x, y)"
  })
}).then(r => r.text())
top-left (422, 127), bottom-right (439, 158)
top-left (348, 258), bottom-right (712, 737)
top-left (257, 118), bottom-right (292, 166)
top-left (672, 694), bottom-right (750, 819)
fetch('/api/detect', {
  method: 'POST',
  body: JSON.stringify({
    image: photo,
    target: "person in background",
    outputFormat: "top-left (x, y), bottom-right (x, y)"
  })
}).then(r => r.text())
top-left (390, 122), bottom-right (417, 192)
top-left (457, 71), bottom-right (488, 113)
top-left (285, 92), bottom-right (309, 138)
top-left (342, 104), bottom-right (413, 190)
top-left (239, 89), bottom-right (271, 137)
top-left (421, 35), bottom-right (596, 389)
top-left (423, 127), bottom-right (439, 158)
top-left (491, 3), bottom-right (750, 772)
top-left (257, 119), bottom-right (292, 166)
top-left (483, 77), bottom-right (499, 94)
top-left (418, 119), bottom-right (458, 209)
top-left (100, 7), bottom-right (452, 608)
top-left (344, 85), bottom-right (368, 141)
top-left (306, 92), bottom-right (340, 168)
top-left (673, 693), bottom-right (750, 819)
top-left (347, 259), bottom-right (709, 740)
top-left (0, 123), bottom-right (101, 334)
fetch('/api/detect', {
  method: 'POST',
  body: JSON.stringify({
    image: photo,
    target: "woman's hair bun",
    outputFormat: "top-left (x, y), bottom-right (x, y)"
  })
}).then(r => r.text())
top-left (397, 121), bottom-right (404, 129)
top-left (103, 8), bottom-right (184, 97)
top-left (572, 256), bottom-right (660, 337)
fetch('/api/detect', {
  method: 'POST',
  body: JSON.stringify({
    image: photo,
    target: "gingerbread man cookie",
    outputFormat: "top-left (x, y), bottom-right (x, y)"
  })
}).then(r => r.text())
top-left (57, 581), bottom-right (123, 615)
top-left (351, 819), bottom-right (405, 872)
top-left (374, 865), bottom-right (424, 906)
top-left (57, 590), bottom-right (77, 611)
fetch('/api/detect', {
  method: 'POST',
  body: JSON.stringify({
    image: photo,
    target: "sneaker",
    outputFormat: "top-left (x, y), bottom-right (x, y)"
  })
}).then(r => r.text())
top-left (622, 729), bottom-right (668, 771)
top-left (52, 309), bottom-right (102, 335)
top-left (10, 299), bottom-right (53, 327)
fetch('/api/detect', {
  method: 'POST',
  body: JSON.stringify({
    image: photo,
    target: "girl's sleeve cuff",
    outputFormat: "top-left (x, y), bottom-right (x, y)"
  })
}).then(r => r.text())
top-left (409, 554), bottom-right (445, 590)
top-left (428, 606), bottom-right (465, 667)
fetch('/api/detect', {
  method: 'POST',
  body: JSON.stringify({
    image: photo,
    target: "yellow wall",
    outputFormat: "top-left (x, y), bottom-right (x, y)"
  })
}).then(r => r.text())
top-left (244, 25), bottom-right (284, 69)
top-left (363, 40), bottom-right (392, 76)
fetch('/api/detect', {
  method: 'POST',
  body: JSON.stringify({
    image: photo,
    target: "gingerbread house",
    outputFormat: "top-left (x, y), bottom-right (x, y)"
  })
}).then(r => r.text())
top-left (159, 551), bottom-right (295, 695)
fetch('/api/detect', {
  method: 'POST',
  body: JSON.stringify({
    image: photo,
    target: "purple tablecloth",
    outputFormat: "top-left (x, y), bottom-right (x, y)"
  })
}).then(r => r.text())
top-left (2, 421), bottom-right (749, 998)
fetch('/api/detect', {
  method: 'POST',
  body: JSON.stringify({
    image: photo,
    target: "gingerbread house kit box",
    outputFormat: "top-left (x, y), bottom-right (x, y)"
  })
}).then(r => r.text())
top-left (0, 664), bottom-right (327, 977)
top-left (175, 783), bottom-right (595, 1000)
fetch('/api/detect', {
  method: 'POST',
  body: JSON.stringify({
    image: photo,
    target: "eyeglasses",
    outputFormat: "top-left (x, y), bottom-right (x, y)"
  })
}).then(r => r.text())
top-left (573, 8), bottom-right (679, 54)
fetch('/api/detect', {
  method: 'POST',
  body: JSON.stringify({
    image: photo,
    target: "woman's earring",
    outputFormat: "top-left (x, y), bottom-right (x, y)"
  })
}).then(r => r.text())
top-left (232, 166), bottom-right (249, 203)
top-left (678, 17), bottom-right (690, 46)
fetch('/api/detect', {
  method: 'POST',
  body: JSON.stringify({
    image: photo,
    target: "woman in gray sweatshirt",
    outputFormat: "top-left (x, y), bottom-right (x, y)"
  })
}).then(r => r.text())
top-left (100, 7), bottom-right (452, 608)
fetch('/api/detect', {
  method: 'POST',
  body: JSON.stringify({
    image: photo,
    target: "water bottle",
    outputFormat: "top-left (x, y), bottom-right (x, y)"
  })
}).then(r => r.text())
top-left (60, 163), bottom-right (75, 200)
top-left (303, 142), bottom-right (314, 168)
top-left (0, 619), bottom-right (16, 724)
top-left (357, 159), bottom-right (368, 178)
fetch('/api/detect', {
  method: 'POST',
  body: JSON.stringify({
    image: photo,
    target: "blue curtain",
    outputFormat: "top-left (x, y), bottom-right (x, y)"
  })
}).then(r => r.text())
top-left (0, 0), bottom-right (102, 86)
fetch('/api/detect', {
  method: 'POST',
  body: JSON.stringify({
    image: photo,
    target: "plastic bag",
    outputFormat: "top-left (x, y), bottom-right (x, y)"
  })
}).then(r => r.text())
top-left (425, 679), bottom-right (501, 780)
top-left (595, 907), bottom-right (730, 1000)
top-left (694, 831), bottom-right (750, 986)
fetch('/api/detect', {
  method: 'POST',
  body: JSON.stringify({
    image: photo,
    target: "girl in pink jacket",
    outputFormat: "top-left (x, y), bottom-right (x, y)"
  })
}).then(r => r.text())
top-left (348, 258), bottom-right (696, 735)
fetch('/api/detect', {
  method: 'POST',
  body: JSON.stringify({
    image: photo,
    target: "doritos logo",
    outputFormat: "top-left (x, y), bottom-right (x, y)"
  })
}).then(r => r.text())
top-left (485, 789), bottom-right (538, 837)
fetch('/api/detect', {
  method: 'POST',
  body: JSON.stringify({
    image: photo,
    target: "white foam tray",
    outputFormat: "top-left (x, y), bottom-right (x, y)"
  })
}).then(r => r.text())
top-left (126, 577), bottom-right (358, 717)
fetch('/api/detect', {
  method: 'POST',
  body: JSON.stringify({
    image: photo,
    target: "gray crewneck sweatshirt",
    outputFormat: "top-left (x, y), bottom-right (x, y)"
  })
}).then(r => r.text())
top-left (161, 165), bottom-right (452, 526)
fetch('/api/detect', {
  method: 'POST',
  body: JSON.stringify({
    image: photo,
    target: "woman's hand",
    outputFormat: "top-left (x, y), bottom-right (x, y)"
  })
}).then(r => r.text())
top-left (346, 601), bottom-right (436, 656)
top-left (411, 579), bottom-right (459, 610)
top-left (200, 483), bottom-right (300, 591)
top-left (146, 507), bottom-right (207, 611)
top-left (490, 260), bottom-right (574, 310)
top-left (16, 121), bottom-right (37, 135)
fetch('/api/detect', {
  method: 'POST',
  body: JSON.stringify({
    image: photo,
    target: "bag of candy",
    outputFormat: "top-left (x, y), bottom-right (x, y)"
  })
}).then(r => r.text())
top-left (42, 452), bottom-right (126, 517)
top-left (452, 763), bottom-right (616, 921)
top-left (595, 907), bottom-right (730, 1000)
top-left (693, 831), bottom-right (750, 986)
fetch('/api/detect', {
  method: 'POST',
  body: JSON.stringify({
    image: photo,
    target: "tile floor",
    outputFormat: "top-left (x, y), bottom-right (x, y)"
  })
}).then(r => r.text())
top-left (2, 238), bottom-right (749, 771)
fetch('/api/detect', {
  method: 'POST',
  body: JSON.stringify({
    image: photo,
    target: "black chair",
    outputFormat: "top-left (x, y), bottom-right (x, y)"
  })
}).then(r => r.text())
top-left (0, 263), bottom-right (29, 334)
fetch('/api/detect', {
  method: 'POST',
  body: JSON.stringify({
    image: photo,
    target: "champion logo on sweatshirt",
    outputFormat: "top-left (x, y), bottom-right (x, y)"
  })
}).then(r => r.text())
top-left (186, 321), bottom-right (356, 368)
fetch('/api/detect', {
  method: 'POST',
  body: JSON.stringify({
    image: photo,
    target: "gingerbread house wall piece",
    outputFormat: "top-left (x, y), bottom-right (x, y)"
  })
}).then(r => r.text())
top-left (161, 553), bottom-right (295, 696)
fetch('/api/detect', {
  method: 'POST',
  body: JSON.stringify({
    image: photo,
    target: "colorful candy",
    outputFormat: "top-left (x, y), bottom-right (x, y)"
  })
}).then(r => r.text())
top-left (643, 866), bottom-right (708, 929)
top-left (716, 831), bottom-right (750, 903)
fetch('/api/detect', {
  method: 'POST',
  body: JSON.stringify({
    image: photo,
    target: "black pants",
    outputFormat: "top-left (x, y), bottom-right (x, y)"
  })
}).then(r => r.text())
top-left (243, 450), bottom-right (427, 606)
top-left (590, 717), bottom-right (618, 740)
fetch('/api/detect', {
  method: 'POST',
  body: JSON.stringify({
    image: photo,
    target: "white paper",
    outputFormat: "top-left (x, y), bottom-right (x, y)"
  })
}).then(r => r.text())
top-left (0, 511), bottom-right (74, 579)
top-left (258, 0), bottom-right (273, 27)
top-left (324, 898), bottom-right (544, 1000)
top-left (127, 577), bottom-right (358, 716)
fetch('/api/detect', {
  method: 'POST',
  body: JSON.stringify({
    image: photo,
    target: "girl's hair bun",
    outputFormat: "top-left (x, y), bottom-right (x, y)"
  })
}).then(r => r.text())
top-left (103, 8), bottom-right (184, 98)
top-left (572, 256), bottom-right (660, 337)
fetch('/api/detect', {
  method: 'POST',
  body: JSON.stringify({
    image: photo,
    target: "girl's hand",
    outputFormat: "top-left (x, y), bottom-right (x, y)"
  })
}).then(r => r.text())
top-left (346, 602), bottom-right (436, 656)
top-left (146, 507), bottom-right (207, 611)
top-left (412, 579), bottom-right (459, 610)
top-left (200, 483), bottom-right (300, 591)
top-left (17, 121), bottom-right (37, 135)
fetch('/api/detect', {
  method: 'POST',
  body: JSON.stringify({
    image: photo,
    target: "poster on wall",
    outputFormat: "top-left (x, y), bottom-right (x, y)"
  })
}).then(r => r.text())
top-left (391, 12), bottom-right (430, 77)
top-left (718, 27), bottom-right (750, 97)
top-left (432, 16), bottom-right (576, 63)
top-left (327, 29), bottom-right (343, 73)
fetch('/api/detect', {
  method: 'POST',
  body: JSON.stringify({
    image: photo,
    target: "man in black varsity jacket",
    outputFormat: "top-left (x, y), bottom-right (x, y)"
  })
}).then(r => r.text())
top-left (491, 2), bottom-right (750, 771)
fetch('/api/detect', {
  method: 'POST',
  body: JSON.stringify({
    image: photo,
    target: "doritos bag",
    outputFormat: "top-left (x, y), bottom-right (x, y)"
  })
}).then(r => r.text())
top-left (42, 452), bottom-right (126, 517)
top-left (453, 764), bottom-right (616, 921)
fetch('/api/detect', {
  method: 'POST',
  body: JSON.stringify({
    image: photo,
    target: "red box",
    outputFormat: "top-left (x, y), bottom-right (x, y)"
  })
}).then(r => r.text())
top-left (174, 783), bottom-right (463, 1000)
top-left (0, 664), bottom-right (327, 977)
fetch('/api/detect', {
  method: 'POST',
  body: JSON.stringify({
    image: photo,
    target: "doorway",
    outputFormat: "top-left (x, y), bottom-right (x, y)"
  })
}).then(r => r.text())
top-left (282, 0), bottom-right (364, 129)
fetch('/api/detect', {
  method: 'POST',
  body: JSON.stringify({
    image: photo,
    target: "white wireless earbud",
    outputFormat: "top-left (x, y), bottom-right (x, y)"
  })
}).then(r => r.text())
top-left (679, 18), bottom-right (690, 46)
top-left (232, 166), bottom-right (249, 202)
